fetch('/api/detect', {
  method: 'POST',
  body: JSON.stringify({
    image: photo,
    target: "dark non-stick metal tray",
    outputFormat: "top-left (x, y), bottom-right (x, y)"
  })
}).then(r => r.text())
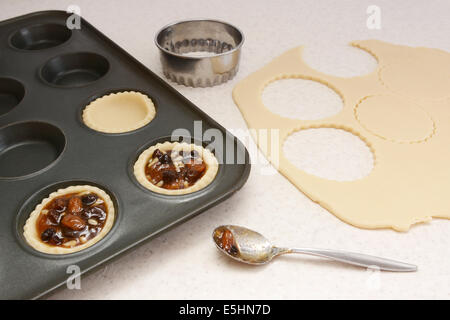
top-left (0, 11), bottom-right (250, 299)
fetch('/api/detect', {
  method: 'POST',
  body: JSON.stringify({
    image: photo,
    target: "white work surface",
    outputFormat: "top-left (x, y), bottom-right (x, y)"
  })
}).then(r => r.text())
top-left (2, 0), bottom-right (449, 299)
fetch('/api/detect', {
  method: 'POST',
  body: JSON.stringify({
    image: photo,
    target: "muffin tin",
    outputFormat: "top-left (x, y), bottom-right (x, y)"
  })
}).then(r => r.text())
top-left (0, 11), bottom-right (250, 299)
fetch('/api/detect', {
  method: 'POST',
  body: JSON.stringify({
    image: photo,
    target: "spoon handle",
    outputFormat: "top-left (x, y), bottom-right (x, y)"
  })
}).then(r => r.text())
top-left (284, 247), bottom-right (417, 272)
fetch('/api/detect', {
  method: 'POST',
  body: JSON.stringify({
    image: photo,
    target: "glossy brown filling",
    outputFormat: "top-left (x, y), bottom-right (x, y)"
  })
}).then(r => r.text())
top-left (216, 229), bottom-right (238, 256)
top-left (145, 148), bottom-right (207, 190)
top-left (36, 192), bottom-right (107, 247)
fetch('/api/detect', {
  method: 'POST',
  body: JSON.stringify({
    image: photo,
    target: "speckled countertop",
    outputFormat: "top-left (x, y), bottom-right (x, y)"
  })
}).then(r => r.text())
top-left (2, 0), bottom-right (449, 299)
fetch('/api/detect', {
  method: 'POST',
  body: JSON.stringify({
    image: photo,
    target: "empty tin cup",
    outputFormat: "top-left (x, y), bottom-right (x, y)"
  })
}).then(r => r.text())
top-left (155, 19), bottom-right (244, 87)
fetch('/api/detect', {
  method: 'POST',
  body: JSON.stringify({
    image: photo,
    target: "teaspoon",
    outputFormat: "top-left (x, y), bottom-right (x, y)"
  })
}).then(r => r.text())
top-left (213, 225), bottom-right (417, 272)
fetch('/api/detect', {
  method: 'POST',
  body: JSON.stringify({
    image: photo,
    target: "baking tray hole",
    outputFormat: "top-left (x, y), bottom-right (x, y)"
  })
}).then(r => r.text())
top-left (0, 122), bottom-right (65, 179)
top-left (10, 24), bottom-right (72, 50)
top-left (0, 78), bottom-right (25, 116)
top-left (41, 52), bottom-right (109, 87)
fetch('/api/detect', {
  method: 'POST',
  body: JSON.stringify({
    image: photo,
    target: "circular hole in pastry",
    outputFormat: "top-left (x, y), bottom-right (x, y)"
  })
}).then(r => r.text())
top-left (82, 91), bottom-right (156, 134)
top-left (0, 78), bottom-right (25, 116)
top-left (262, 78), bottom-right (343, 120)
top-left (355, 95), bottom-right (435, 143)
top-left (10, 24), bottom-right (72, 50)
top-left (22, 184), bottom-right (116, 255)
top-left (134, 141), bottom-right (219, 195)
top-left (41, 52), bottom-right (109, 87)
top-left (283, 128), bottom-right (374, 181)
top-left (302, 43), bottom-right (378, 77)
top-left (0, 121), bottom-right (65, 179)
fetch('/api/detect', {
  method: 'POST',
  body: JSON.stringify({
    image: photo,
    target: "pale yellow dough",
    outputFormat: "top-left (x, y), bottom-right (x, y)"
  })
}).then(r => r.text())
top-left (232, 40), bottom-right (450, 231)
top-left (134, 142), bottom-right (219, 195)
top-left (23, 185), bottom-right (115, 254)
top-left (83, 91), bottom-right (156, 133)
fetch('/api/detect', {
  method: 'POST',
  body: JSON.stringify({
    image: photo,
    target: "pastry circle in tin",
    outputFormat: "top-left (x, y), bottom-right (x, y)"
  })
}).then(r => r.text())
top-left (134, 141), bottom-right (219, 195)
top-left (23, 185), bottom-right (115, 254)
top-left (82, 91), bottom-right (156, 133)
